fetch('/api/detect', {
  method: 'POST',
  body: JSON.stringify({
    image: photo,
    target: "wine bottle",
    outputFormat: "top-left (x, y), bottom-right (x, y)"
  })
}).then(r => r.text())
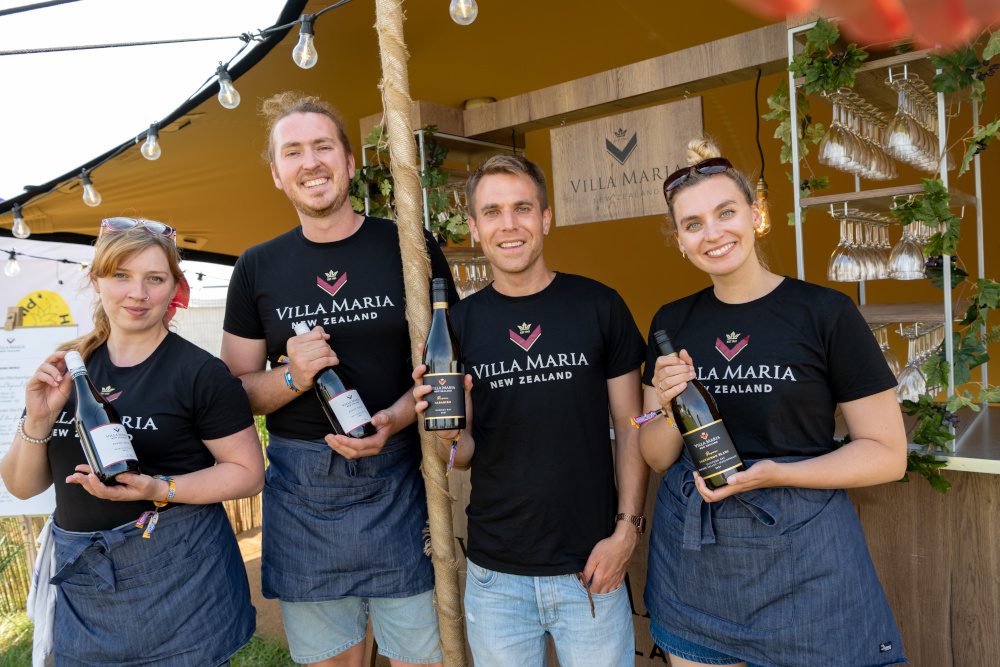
top-left (290, 322), bottom-right (376, 439)
top-left (422, 278), bottom-right (465, 431)
top-left (653, 330), bottom-right (744, 489)
top-left (64, 350), bottom-right (140, 485)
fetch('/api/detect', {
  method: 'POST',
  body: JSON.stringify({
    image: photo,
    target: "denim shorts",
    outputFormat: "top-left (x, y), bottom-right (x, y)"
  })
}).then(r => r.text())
top-left (464, 559), bottom-right (633, 667)
top-left (280, 589), bottom-right (442, 664)
top-left (651, 621), bottom-right (764, 667)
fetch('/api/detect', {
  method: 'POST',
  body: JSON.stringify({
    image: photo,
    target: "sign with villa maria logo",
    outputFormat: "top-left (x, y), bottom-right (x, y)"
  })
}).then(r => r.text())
top-left (550, 97), bottom-right (703, 226)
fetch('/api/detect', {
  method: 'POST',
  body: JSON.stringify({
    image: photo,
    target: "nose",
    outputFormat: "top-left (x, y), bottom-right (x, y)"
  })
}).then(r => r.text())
top-left (127, 279), bottom-right (148, 302)
top-left (703, 218), bottom-right (725, 241)
top-left (499, 208), bottom-right (518, 231)
top-left (302, 147), bottom-right (321, 170)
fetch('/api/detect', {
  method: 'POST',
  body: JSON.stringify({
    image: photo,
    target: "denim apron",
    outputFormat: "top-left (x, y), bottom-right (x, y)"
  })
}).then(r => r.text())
top-left (50, 502), bottom-right (255, 666)
top-left (261, 431), bottom-right (434, 601)
top-left (645, 454), bottom-right (906, 667)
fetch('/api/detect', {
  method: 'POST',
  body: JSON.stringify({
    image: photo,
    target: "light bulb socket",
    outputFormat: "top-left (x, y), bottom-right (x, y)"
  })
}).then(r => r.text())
top-left (755, 177), bottom-right (768, 199)
top-left (147, 122), bottom-right (159, 139)
top-left (81, 169), bottom-right (93, 186)
top-left (215, 63), bottom-right (233, 83)
top-left (12, 203), bottom-right (21, 221)
top-left (299, 14), bottom-right (315, 35)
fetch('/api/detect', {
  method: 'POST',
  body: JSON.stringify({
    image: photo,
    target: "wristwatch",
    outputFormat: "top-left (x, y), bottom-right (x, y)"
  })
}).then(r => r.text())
top-left (616, 512), bottom-right (646, 535)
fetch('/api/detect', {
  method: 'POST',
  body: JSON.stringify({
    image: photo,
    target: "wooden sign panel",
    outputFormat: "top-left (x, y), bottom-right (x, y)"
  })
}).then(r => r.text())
top-left (550, 97), bottom-right (703, 226)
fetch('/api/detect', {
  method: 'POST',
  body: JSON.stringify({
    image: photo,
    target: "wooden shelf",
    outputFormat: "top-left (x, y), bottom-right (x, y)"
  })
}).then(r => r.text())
top-left (801, 184), bottom-right (976, 213)
top-left (859, 300), bottom-right (970, 324)
top-left (797, 50), bottom-right (937, 117)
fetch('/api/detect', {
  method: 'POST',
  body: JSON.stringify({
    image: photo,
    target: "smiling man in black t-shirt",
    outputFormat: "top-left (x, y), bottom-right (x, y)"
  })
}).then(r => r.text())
top-left (414, 154), bottom-right (648, 666)
top-left (221, 92), bottom-right (450, 667)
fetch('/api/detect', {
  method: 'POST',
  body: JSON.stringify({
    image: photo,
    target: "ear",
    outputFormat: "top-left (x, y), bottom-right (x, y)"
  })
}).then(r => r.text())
top-left (270, 162), bottom-right (283, 190)
top-left (468, 215), bottom-right (480, 244)
top-left (346, 151), bottom-right (356, 177)
top-left (541, 208), bottom-right (553, 235)
top-left (751, 202), bottom-right (763, 227)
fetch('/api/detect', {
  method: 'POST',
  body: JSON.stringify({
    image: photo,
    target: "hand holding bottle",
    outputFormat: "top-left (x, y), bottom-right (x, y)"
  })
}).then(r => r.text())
top-left (286, 325), bottom-right (340, 391)
top-left (66, 464), bottom-right (169, 502)
top-left (412, 361), bottom-right (473, 443)
top-left (650, 347), bottom-right (697, 418)
top-left (693, 458), bottom-right (784, 503)
top-left (23, 351), bottom-right (73, 434)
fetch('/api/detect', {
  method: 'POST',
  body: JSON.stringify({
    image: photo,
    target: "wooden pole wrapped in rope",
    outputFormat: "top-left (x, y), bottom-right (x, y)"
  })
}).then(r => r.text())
top-left (373, 1), bottom-right (467, 665)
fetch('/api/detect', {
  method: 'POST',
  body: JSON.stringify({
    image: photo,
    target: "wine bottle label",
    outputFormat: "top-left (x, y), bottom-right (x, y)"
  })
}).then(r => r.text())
top-left (681, 419), bottom-right (743, 481)
top-left (424, 372), bottom-right (465, 420)
top-left (89, 423), bottom-right (138, 468)
top-left (327, 390), bottom-right (373, 434)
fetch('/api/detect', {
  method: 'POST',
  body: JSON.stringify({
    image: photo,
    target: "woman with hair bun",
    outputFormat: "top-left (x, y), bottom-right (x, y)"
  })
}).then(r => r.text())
top-left (638, 138), bottom-right (907, 666)
top-left (1, 220), bottom-right (263, 666)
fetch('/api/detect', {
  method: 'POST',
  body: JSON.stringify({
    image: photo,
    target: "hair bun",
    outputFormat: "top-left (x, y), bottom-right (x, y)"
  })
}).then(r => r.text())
top-left (685, 137), bottom-right (722, 166)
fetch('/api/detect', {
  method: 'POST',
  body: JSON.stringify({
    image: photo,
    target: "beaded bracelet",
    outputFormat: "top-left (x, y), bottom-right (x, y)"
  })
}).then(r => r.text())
top-left (16, 416), bottom-right (52, 445)
top-left (284, 369), bottom-right (303, 394)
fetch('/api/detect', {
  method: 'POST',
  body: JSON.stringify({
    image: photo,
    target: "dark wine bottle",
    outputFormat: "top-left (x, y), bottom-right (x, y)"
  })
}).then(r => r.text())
top-left (653, 330), bottom-right (744, 489)
top-left (290, 322), bottom-right (377, 439)
top-left (422, 278), bottom-right (465, 431)
top-left (64, 350), bottom-right (140, 485)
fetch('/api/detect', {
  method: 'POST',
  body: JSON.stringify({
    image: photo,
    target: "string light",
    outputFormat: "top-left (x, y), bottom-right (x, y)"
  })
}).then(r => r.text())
top-left (80, 169), bottom-right (102, 207)
top-left (752, 68), bottom-right (770, 238)
top-left (449, 0), bottom-right (478, 25)
top-left (140, 122), bottom-right (162, 160)
top-left (215, 63), bottom-right (240, 109)
top-left (292, 14), bottom-right (318, 69)
top-left (4, 250), bottom-right (20, 278)
top-left (11, 204), bottom-right (30, 239)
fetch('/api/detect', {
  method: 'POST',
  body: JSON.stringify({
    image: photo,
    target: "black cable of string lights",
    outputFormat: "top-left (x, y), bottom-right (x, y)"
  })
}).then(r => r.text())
top-left (0, 246), bottom-right (234, 283)
top-left (0, 0), bottom-right (80, 19)
top-left (0, 0), bottom-right (360, 232)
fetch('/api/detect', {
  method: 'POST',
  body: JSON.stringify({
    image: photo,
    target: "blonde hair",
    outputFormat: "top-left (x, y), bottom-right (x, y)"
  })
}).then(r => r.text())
top-left (663, 137), bottom-right (767, 266)
top-left (59, 228), bottom-right (183, 360)
top-left (465, 153), bottom-right (550, 215)
top-left (259, 91), bottom-right (352, 163)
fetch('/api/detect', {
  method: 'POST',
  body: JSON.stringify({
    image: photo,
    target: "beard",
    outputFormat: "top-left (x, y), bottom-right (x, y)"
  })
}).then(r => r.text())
top-left (286, 179), bottom-right (350, 219)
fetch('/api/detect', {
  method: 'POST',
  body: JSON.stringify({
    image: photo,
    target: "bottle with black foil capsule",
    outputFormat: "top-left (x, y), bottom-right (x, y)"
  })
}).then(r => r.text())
top-left (64, 350), bottom-right (140, 485)
top-left (290, 322), bottom-right (377, 439)
top-left (422, 278), bottom-right (465, 431)
top-left (653, 330), bottom-right (744, 488)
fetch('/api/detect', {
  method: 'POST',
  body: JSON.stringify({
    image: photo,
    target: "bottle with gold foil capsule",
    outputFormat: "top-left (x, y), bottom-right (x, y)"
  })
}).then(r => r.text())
top-left (422, 278), bottom-right (465, 431)
top-left (653, 330), bottom-right (744, 488)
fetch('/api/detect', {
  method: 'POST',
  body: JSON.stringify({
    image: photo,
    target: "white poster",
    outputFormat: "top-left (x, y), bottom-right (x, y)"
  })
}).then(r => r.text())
top-left (0, 326), bottom-right (79, 517)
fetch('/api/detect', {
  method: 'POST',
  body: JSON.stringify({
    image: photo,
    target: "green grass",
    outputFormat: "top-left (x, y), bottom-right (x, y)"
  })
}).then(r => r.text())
top-left (0, 613), bottom-right (31, 666)
top-left (0, 613), bottom-right (292, 666)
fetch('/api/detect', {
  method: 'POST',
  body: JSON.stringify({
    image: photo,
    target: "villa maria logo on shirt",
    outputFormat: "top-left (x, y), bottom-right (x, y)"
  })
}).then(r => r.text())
top-left (715, 330), bottom-right (749, 362)
top-left (274, 272), bottom-right (396, 326)
top-left (100, 385), bottom-right (122, 402)
top-left (316, 269), bottom-right (348, 297)
top-left (509, 322), bottom-right (542, 352)
top-left (50, 409), bottom-right (157, 439)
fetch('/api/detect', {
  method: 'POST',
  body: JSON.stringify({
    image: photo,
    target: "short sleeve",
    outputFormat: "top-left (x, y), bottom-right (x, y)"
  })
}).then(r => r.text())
top-left (223, 253), bottom-right (264, 339)
top-left (425, 231), bottom-right (460, 305)
top-left (602, 289), bottom-right (645, 379)
top-left (192, 357), bottom-right (255, 440)
top-left (826, 296), bottom-right (897, 403)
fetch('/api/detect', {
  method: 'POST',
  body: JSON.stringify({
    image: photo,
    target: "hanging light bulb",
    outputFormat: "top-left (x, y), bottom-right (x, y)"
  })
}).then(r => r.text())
top-left (449, 0), bottom-right (478, 25)
top-left (11, 203), bottom-right (30, 239)
top-left (81, 169), bottom-right (102, 207)
top-left (140, 122), bottom-right (161, 160)
top-left (215, 63), bottom-right (241, 110)
top-left (4, 251), bottom-right (20, 278)
top-left (754, 178), bottom-right (771, 238)
top-left (292, 14), bottom-right (318, 69)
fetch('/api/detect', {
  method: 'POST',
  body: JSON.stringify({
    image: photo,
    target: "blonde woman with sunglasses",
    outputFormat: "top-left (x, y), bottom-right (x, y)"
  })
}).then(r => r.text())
top-left (638, 140), bottom-right (907, 667)
top-left (1, 220), bottom-right (264, 666)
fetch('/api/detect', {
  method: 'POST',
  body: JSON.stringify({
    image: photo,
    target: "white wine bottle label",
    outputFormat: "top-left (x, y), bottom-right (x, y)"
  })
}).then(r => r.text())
top-left (328, 390), bottom-right (372, 434)
top-left (681, 419), bottom-right (743, 481)
top-left (89, 423), bottom-right (137, 467)
top-left (424, 373), bottom-right (465, 420)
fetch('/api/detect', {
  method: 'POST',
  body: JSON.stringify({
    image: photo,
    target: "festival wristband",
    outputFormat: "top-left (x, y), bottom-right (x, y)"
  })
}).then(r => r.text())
top-left (152, 475), bottom-right (175, 507)
top-left (284, 369), bottom-right (303, 393)
top-left (630, 408), bottom-right (677, 429)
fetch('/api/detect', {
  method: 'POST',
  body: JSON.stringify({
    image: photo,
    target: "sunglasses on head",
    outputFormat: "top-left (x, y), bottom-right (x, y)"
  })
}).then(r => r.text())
top-left (98, 217), bottom-right (177, 242)
top-left (662, 157), bottom-right (734, 199)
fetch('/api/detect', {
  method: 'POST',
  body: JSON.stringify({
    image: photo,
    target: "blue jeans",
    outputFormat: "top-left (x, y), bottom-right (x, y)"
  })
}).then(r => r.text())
top-left (464, 559), bottom-right (634, 667)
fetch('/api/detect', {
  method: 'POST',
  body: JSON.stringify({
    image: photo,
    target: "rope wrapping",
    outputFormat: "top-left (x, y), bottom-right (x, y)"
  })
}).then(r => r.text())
top-left (373, 1), bottom-right (467, 664)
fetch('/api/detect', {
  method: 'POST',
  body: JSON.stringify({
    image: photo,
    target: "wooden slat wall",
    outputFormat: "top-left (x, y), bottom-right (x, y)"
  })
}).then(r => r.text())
top-left (850, 470), bottom-right (1000, 667)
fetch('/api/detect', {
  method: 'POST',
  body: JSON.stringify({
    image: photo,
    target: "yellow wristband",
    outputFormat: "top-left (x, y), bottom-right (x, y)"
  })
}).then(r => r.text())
top-left (152, 475), bottom-right (175, 507)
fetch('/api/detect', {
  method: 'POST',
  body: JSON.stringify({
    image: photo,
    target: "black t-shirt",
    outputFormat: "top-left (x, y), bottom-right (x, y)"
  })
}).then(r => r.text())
top-left (642, 278), bottom-right (896, 459)
top-left (46, 333), bottom-right (253, 532)
top-left (450, 273), bottom-right (645, 576)
top-left (223, 217), bottom-right (457, 440)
